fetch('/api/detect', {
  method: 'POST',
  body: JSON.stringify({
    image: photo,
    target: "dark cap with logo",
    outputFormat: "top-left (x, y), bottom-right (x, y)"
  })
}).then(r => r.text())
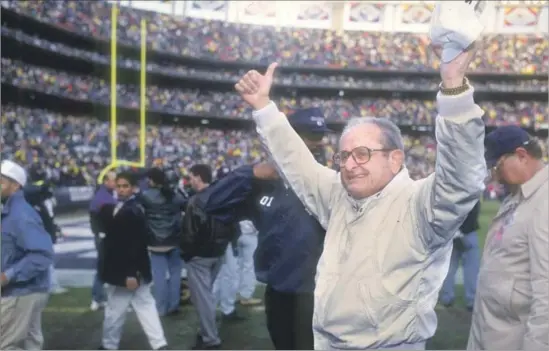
top-left (484, 125), bottom-right (532, 168)
top-left (288, 107), bottom-right (331, 134)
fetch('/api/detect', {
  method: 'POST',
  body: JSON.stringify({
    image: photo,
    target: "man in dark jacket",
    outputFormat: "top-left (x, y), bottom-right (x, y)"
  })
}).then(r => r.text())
top-left (98, 171), bottom-right (168, 351)
top-left (24, 181), bottom-right (59, 245)
top-left (140, 168), bottom-right (186, 316)
top-left (181, 164), bottom-right (237, 350)
top-left (24, 180), bottom-right (66, 294)
top-left (197, 108), bottom-right (328, 350)
top-left (439, 200), bottom-right (482, 311)
top-left (88, 171), bottom-right (117, 311)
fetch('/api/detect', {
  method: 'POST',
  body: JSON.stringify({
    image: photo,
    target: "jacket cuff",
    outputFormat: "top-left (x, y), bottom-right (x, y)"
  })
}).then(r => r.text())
top-left (436, 86), bottom-right (484, 124)
top-left (252, 101), bottom-right (286, 130)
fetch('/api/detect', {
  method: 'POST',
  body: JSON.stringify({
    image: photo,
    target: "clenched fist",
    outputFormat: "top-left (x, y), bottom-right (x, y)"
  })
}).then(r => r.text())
top-left (235, 63), bottom-right (278, 110)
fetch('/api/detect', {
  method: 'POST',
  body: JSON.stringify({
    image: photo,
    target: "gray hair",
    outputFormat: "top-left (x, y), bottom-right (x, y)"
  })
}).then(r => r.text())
top-left (340, 117), bottom-right (405, 151)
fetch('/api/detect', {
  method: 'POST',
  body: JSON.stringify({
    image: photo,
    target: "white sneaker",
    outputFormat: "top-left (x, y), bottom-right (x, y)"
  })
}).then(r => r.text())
top-left (90, 300), bottom-right (104, 311)
top-left (51, 287), bottom-right (68, 295)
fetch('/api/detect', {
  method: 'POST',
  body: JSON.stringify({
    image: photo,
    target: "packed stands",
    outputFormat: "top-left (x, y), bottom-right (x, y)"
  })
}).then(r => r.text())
top-left (4, 0), bottom-right (548, 74)
top-left (3, 59), bottom-right (547, 127)
top-left (1, 0), bottom-right (547, 188)
top-left (1, 105), bottom-right (440, 185)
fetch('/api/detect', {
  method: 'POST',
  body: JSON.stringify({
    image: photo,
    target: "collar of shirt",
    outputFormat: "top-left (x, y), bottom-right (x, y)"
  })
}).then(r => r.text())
top-left (520, 164), bottom-right (548, 199)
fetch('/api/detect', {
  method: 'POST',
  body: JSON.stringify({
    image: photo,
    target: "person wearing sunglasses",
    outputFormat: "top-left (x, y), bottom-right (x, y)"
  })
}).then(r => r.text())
top-left (234, 45), bottom-right (486, 349)
top-left (467, 126), bottom-right (548, 351)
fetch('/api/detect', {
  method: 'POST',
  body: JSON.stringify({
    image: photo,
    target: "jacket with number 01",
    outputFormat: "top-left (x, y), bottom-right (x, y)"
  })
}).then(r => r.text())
top-left (252, 88), bottom-right (486, 350)
top-left (196, 165), bottom-right (325, 294)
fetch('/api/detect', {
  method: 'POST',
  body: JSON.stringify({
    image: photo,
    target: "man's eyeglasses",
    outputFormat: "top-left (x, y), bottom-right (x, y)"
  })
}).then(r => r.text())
top-left (333, 146), bottom-right (394, 166)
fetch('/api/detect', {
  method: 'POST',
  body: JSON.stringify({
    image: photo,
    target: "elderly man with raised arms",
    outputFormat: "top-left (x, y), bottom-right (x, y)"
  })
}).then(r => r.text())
top-left (234, 43), bottom-right (486, 351)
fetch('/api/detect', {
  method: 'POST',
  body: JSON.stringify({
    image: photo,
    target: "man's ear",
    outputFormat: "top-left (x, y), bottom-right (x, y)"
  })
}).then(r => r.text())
top-left (390, 150), bottom-right (405, 174)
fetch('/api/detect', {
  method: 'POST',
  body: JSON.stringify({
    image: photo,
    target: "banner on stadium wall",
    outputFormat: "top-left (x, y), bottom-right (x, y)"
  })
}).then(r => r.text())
top-left (235, 1), bottom-right (278, 26)
top-left (288, 2), bottom-right (333, 29)
top-left (343, 2), bottom-right (388, 31)
top-left (53, 186), bottom-right (95, 212)
top-left (128, 0), bottom-right (176, 15)
top-left (185, 0), bottom-right (228, 20)
top-left (497, 6), bottom-right (547, 33)
top-left (393, 3), bottom-right (434, 33)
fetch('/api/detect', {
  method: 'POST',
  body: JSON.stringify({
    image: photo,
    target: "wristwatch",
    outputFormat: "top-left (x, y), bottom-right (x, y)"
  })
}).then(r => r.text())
top-left (440, 77), bottom-right (470, 96)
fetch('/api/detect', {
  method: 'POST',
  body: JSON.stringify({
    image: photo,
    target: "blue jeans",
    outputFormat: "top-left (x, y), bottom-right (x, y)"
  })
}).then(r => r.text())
top-left (150, 248), bottom-right (183, 316)
top-left (440, 231), bottom-right (480, 308)
top-left (92, 235), bottom-right (106, 303)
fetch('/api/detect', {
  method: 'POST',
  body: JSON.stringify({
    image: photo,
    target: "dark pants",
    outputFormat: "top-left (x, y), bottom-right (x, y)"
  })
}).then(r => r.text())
top-left (264, 285), bottom-right (314, 350)
top-left (92, 234), bottom-right (106, 303)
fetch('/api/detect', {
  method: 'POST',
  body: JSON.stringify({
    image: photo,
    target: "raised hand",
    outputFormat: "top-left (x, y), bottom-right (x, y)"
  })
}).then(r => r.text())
top-left (235, 63), bottom-right (278, 110)
top-left (440, 44), bottom-right (477, 88)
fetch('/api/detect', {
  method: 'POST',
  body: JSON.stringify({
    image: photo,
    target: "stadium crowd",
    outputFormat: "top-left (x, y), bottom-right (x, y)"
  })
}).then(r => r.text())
top-left (3, 26), bottom-right (548, 94)
top-left (3, 58), bottom-right (548, 128)
top-left (4, 0), bottom-right (548, 74)
top-left (1, 105), bottom-right (440, 186)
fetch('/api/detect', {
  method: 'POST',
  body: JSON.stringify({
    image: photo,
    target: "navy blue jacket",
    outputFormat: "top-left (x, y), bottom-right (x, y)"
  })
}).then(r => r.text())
top-left (199, 165), bottom-right (325, 293)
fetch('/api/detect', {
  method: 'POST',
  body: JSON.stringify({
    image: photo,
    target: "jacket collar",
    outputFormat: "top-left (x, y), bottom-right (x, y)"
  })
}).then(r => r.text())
top-left (520, 164), bottom-right (548, 199)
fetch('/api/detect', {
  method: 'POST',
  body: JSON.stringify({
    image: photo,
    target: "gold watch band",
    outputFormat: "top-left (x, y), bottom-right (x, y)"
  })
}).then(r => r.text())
top-left (439, 77), bottom-right (470, 96)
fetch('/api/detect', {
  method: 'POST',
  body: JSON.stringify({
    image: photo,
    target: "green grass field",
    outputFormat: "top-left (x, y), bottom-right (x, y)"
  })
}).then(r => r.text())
top-left (42, 201), bottom-right (500, 350)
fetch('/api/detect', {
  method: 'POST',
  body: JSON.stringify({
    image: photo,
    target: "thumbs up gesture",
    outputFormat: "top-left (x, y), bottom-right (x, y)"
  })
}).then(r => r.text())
top-left (235, 63), bottom-right (278, 110)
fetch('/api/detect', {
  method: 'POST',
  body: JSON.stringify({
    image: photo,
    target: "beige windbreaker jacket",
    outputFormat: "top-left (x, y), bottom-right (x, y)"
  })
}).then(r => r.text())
top-left (467, 165), bottom-right (548, 351)
top-left (252, 86), bottom-right (487, 350)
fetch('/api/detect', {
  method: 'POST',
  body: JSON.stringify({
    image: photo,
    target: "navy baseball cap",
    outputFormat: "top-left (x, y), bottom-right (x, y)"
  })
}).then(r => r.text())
top-left (484, 125), bottom-right (533, 168)
top-left (288, 108), bottom-right (331, 134)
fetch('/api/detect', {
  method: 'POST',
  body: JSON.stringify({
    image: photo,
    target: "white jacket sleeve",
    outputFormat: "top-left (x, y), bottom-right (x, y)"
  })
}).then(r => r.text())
top-left (414, 86), bottom-right (487, 249)
top-left (253, 102), bottom-right (338, 229)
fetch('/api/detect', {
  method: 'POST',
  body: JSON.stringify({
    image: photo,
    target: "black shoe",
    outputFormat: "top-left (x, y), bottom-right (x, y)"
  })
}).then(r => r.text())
top-left (191, 343), bottom-right (221, 350)
top-left (98, 346), bottom-right (116, 350)
top-left (221, 311), bottom-right (246, 323)
top-left (191, 335), bottom-right (221, 350)
top-left (155, 345), bottom-right (169, 350)
top-left (442, 301), bottom-right (454, 308)
top-left (466, 306), bottom-right (474, 312)
top-left (166, 308), bottom-right (181, 316)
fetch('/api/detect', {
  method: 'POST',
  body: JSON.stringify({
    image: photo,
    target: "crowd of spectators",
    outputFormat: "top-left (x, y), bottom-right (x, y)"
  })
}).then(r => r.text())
top-left (1, 105), bottom-right (266, 186)
top-left (3, 59), bottom-right (547, 128)
top-left (1, 105), bottom-right (442, 186)
top-left (4, 26), bottom-right (548, 94)
top-left (1, 0), bottom-right (547, 189)
top-left (4, 0), bottom-right (548, 74)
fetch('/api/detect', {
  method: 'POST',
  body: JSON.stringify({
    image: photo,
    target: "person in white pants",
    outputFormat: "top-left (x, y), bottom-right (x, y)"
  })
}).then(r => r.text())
top-left (98, 172), bottom-right (168, 350)
top-left (214, 220), bottom-right (261, 320)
